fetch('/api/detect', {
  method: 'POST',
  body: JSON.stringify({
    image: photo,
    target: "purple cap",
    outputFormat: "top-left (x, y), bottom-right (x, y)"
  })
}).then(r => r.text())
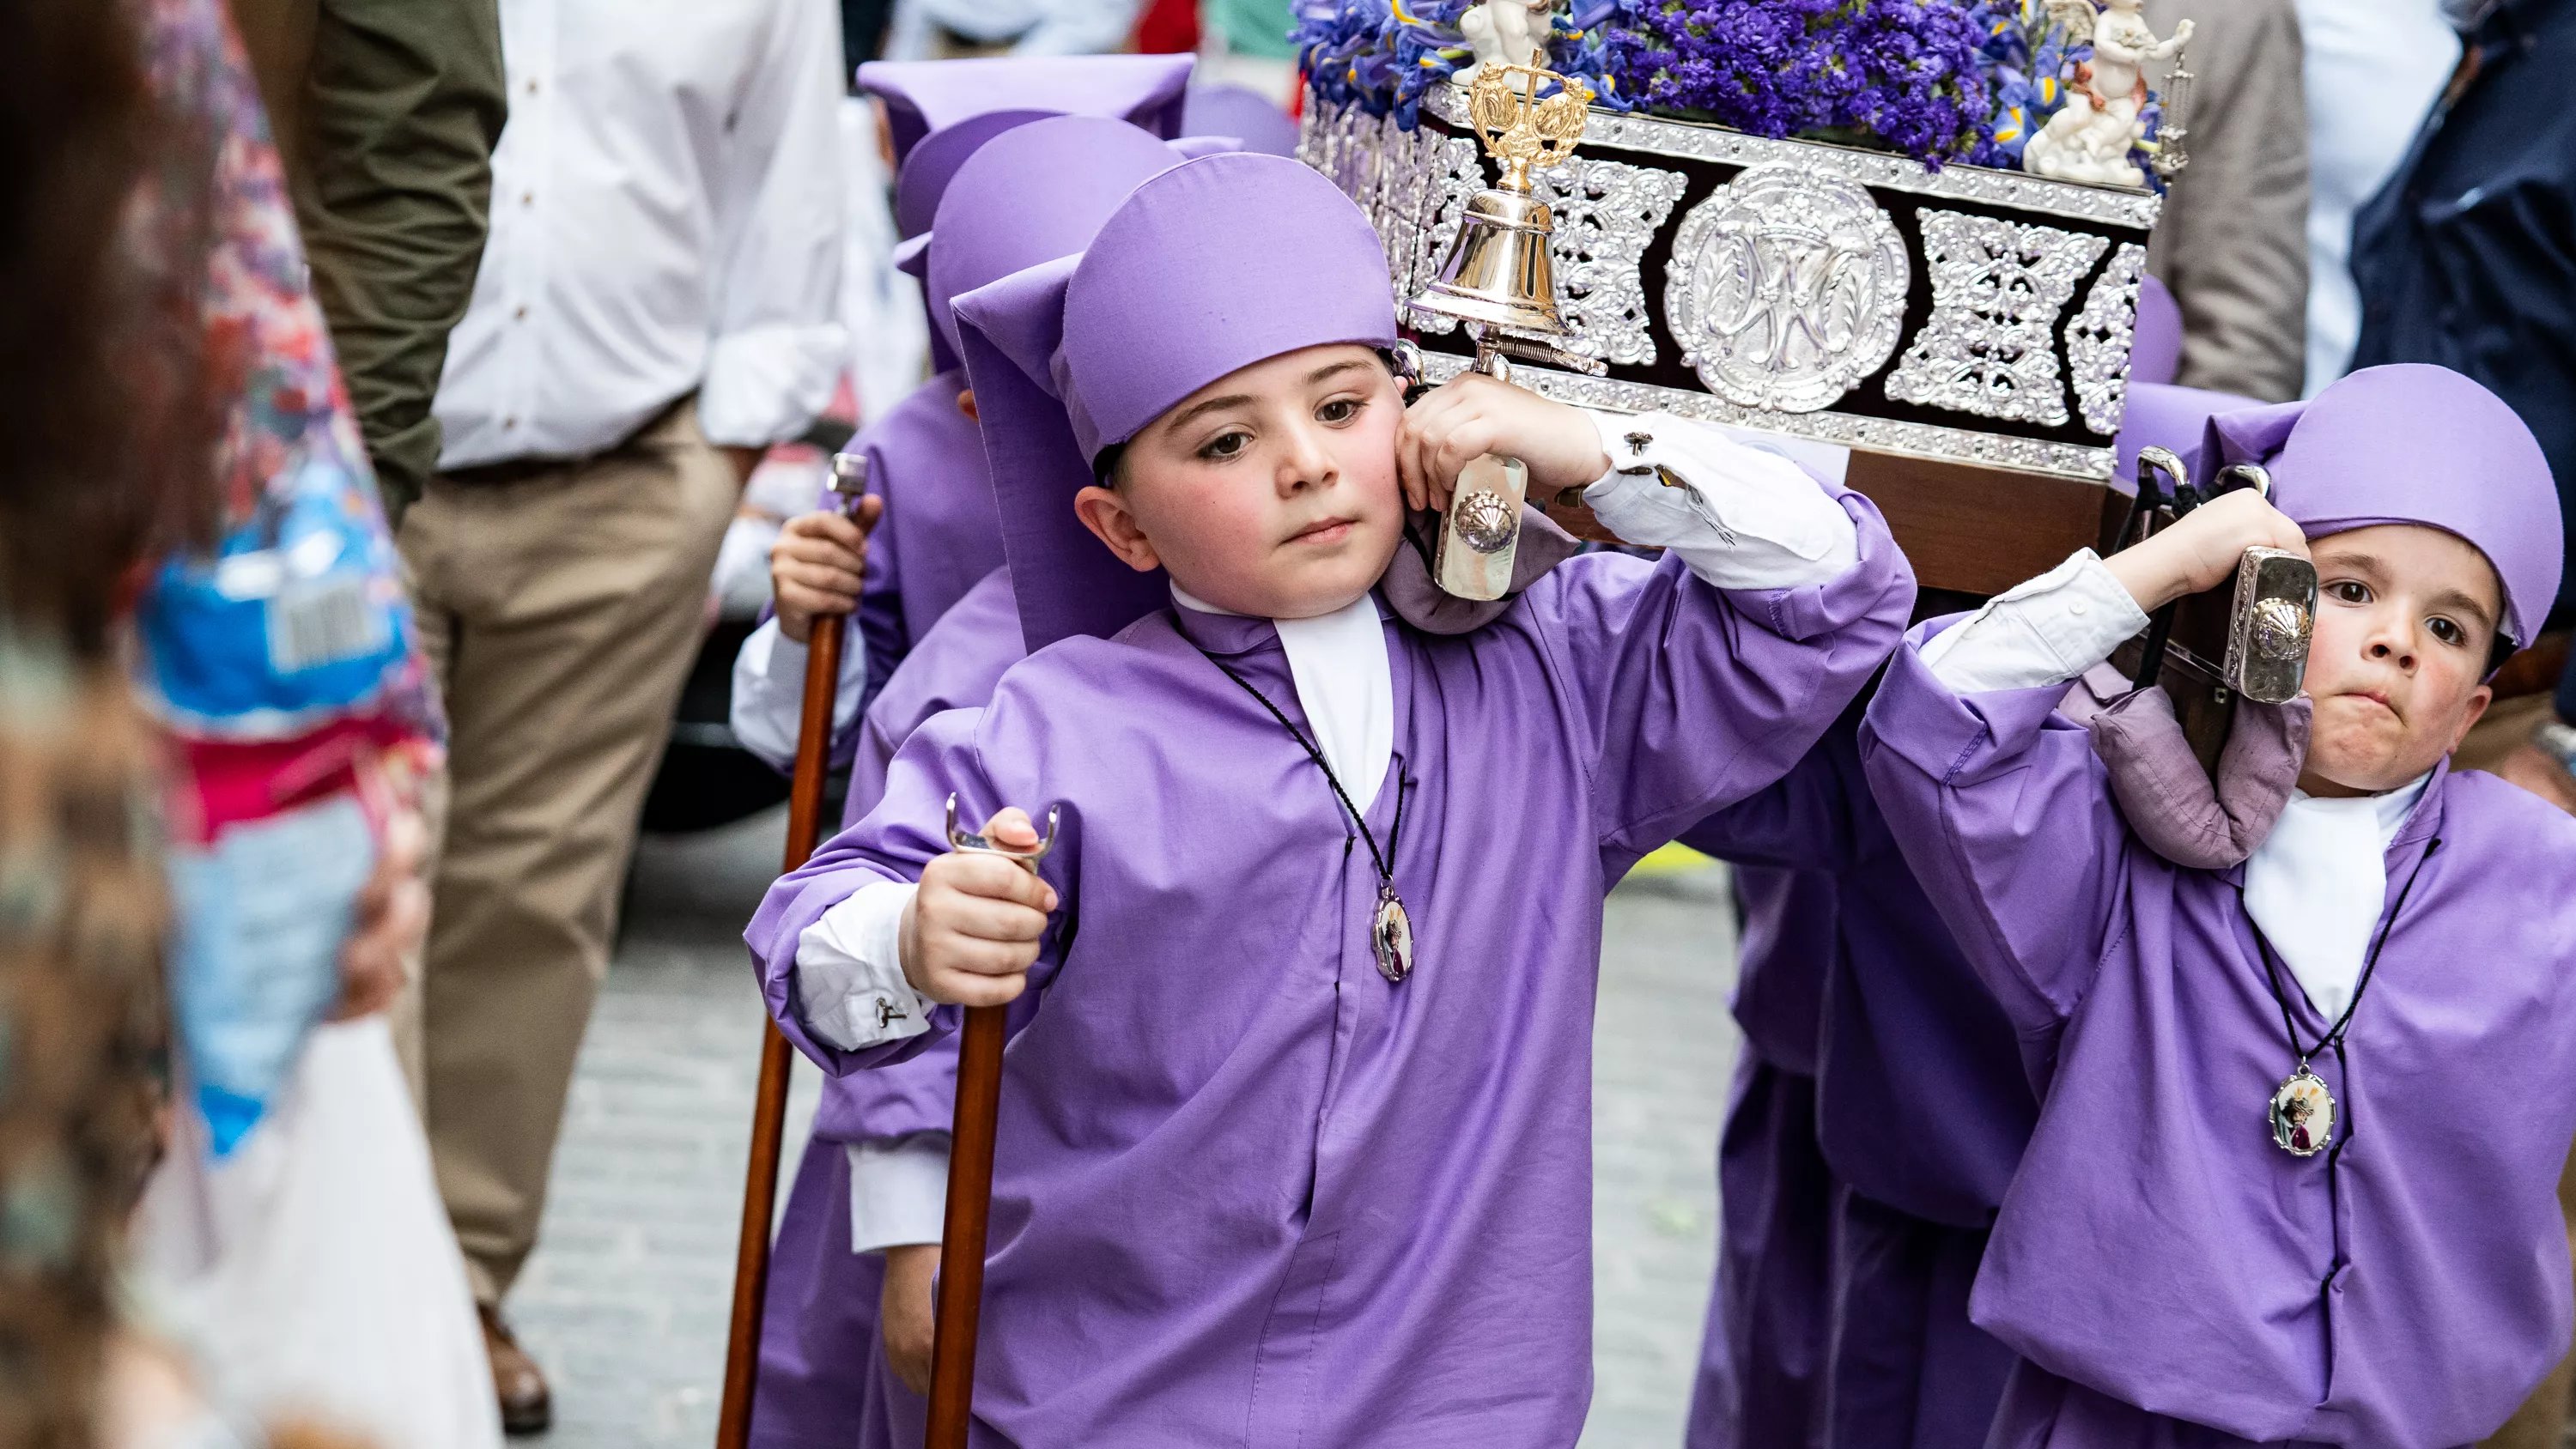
top-left (923, 117), bottom-right (1196, 367)
top-left (860, 54), bottom-right (1194, 169)
top-left (2133, 271), bottom-right (2182, 388)
top-left (1182, 83), bottom-right (1302, 158)
top-left (2200, 364), bottom-right (2562, 649)
top-left (953, 153), bottom-right (1400, 649)
top-left (2114, 379), bottom-right (2258, 489)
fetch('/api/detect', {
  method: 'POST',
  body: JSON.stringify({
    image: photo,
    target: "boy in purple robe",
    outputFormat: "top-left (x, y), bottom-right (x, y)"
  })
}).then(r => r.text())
top-left (732, 53), bottom-right (1194, 767)
top-left (1677, 367), bottom-right (2253, 1449)
top-left (745, 151), bottom-right (1912, 1445)
top-left (738, 112), bottom-right (1205, 1449)
top-left (1862, 362), bottom-right (2576, 1449)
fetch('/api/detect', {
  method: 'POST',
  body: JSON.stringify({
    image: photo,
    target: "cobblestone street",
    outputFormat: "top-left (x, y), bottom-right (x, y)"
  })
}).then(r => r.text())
top-left (504, 806), bottom-right (1743, 1448)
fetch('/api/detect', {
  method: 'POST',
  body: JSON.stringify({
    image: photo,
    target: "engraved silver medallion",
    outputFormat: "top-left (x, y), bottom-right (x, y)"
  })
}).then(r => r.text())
top-left (2269, 1068), bottom-right (2336, 1157)
top-left (1662, 161), bottom-right (1910, 414)
top-left (1372, 884), bottom-right (1414, 984)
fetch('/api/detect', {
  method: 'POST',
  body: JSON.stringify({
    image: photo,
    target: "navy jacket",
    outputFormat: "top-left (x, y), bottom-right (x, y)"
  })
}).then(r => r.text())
top-left (2350, 0), bottom-right (2576, 712)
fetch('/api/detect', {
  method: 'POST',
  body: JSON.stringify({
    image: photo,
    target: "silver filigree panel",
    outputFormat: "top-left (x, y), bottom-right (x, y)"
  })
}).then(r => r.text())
top-left (1380, 126), bottom-right (1485, 330)
top-left (1417, 349), bottom-right (2118, 481)
top-left (1663, 161), bottom-right (1910, 413)
top-left (1419, 82), bottom-right (2164, 232)
top-left (1530, 155), bottom-right (1688, 367)
top-left (1884, 210), bottom-right (2108, 427)
top-left (2064, 242), bottom-right (2146, 436)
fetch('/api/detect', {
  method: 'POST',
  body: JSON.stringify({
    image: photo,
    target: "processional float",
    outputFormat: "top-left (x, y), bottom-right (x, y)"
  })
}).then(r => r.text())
top-left (1317, 0), bottom-right (2312, 734)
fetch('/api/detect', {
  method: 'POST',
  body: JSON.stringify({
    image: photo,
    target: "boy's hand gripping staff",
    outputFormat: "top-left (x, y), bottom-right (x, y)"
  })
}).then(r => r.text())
top-left (1406, 60), bottom-right (1607, 600)
top-left (927, 796), bottom-right (1062, 1449)
top-left (719, 451), bottom-right (872, 1449)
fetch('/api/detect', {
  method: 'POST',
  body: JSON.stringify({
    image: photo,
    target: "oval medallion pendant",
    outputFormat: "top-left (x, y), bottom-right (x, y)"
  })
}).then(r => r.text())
top-left (1372, 886), bottom-right (1414, 984)
top-left (2269, 1068), bottom-right (2336, 1157)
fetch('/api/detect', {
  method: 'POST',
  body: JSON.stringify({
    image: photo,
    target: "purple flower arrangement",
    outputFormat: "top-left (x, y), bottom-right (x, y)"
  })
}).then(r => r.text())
top-left (1292, 0), bottom-right (1631, 128)
top-left (1605, 0), bottom-right (2000, 167)
top-left (1291, 0), bottom-right (2164, 179)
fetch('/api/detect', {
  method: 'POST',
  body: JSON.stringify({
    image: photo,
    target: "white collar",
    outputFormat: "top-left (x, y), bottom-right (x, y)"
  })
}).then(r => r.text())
top-left (1173, 584), bottom-right (1394, 814)
top-left (2241, 772), bottom-right (2430, 1019)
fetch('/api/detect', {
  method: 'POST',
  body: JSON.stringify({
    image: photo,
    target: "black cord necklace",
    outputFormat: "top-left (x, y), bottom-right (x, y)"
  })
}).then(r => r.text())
top-left (2245, 835), bottom-right (2440, 1158)
top-left (1191, 643), bottom-right (1414, 983)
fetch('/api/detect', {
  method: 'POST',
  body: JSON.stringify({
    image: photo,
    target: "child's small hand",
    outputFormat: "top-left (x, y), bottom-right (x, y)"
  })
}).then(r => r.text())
top-left (900, 806), bottom-right (1059, 1007)
top-left (2105, 488), bottom-right (2309, 614)
top-left (880, 1242), bottom-right (939, 1394)
top-left (1397, 371), bottom-right (1611, 513)
top-left (330, 805), bottom-right (428, 1022)
top-left (770, 497), bottom-right (884, 644)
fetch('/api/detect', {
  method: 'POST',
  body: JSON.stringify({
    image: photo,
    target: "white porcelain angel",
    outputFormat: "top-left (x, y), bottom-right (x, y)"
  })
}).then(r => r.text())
top-left (2023, 0), bottom-right (2192, 187)
top-left (1456, 0), bottom-right (1556, 82)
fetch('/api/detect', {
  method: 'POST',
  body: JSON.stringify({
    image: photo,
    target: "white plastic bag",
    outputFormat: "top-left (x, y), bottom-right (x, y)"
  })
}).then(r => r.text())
top-left (132, 1017), bottom-right (502, 1449)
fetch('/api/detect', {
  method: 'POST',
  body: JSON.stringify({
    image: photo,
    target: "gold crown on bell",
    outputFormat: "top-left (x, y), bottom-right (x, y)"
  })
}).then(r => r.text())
top-left (1407, 61), bottom-right (1594, 341)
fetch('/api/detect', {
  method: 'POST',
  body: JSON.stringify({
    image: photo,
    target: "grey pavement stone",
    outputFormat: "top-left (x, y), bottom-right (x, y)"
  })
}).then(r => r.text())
top-left (507, 807), bottom-right (1741, 1449)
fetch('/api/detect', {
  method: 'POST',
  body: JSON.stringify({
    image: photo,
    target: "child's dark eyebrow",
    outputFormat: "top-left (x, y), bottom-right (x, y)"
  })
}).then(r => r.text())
top-left (2427, 586), bottom-right (2496, 628)
top-left (2317, 549), bottom-right (2389, 582)
top-left (1304, 359), bottom-right (1371, 385)
top-left (1158, 392), bottom-right (1255, 435)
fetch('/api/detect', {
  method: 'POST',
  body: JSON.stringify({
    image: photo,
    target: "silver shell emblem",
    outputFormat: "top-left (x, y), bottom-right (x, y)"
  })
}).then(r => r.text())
top-left (1450, 487), bottom-right (1518, 554)
top-left (2252, 597), bottom-right (2312, 662)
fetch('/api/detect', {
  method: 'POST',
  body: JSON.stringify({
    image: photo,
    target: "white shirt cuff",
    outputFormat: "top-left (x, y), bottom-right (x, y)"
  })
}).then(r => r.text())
top-left (848, 1132), bottom-right (951, 1252)
top-left (795, 881), bottom-right (934, 1051)
top-left (1577, 411), bottom-right (1861, 591)
top-left (729, 615), bottom-right (866, 770)
top-left (1919, 549), bottom-right (2151, 694)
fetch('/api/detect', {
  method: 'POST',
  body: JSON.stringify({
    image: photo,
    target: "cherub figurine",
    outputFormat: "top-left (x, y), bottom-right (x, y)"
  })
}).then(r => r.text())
top-left (2023, 0), bottom-right (2192, 187)
top-left (1456, 0), bottom-right (1555, 83)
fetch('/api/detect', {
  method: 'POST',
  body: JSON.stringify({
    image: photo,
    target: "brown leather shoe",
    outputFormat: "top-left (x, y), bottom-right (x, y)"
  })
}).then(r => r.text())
top-left (479, 1305), bottom-right (552, 1435)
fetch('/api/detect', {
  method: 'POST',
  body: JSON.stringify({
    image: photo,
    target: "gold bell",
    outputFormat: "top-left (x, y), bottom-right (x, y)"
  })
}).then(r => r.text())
top-left (1410, 189), bottom-right (1566, 337)
top-left (1408, 60), bottom-right (1600, 600)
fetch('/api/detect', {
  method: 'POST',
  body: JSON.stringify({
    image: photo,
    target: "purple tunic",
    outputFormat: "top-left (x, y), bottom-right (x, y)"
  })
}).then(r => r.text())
top-left (1687, 1050), bottom-right (1832, 1449)
top-left (1861, 627), bottom-right (2576, 1448)
top-left (853, 372), bottom-right (1001, 696)
top-left (1680, 712), bottom-right (2033, 1449)
top-left (748, 516), bottom-right (1911, 1444)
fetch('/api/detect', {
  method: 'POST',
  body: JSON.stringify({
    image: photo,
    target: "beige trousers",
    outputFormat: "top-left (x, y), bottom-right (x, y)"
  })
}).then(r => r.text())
top-left (398, 398), bottom-right (737, 1305)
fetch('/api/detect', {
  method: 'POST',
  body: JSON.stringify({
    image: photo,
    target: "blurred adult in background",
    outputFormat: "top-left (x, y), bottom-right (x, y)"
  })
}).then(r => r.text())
top-left (228, 0), bottom-right (506, 527)
top-left (2293, 0), bottom-right (2457, 397)
top-left (409, 0), bottom-right (848, 1429)
top-left (883, 0), bottom-right (1147, 58)
top-left (2139, 0), bottom-right (2311, 403)
top-left (2348, 12), bottom-right (2576, 1446)
top-left (2349, 0), bottom-right (2576, 821)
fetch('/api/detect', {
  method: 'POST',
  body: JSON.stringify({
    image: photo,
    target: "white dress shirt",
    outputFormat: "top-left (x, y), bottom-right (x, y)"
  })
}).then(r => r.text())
top-left (1923, 548), bottom-right (2435, 1021)
top-left (791, 409), bottom-right (1862, 1054)
top-left (2297, 0), bottom-right (2459, 396)
top-left (434, 0), bottom-right (849, 466)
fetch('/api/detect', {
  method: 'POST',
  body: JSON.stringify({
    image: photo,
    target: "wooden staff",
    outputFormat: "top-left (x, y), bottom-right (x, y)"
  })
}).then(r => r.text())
top-left (927, 798), bottom-right (1059, 1449)
top-left (717, 452), bottom-right (872, 1449)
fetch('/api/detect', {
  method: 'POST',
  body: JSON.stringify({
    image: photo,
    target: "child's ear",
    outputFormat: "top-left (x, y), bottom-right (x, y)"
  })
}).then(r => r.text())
top-left (1074, 485), bottom-right (1161, 574)
top-left (2448, 683), bottom-right (2496, 755)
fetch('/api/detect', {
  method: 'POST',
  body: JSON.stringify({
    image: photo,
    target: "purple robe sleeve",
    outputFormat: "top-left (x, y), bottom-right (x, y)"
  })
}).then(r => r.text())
top-left (1856, 621), bottom-right (2132, 1038)
top-left (1526, 483), bottom-right (1911, 878)
top-left (1676, 720), bottom-right (1862, 873)
top-left (746, 706), bottom-right (1042, 1076)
